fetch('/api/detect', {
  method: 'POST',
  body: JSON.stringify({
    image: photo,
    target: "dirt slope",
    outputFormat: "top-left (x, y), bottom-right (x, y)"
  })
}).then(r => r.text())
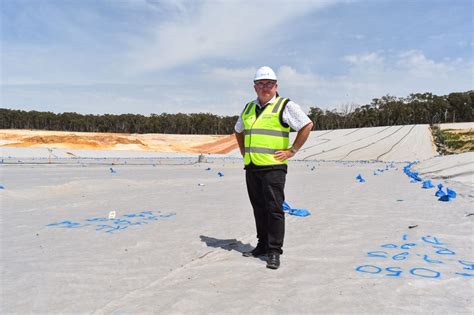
top-left (0, 130), bottom-right (238, 154)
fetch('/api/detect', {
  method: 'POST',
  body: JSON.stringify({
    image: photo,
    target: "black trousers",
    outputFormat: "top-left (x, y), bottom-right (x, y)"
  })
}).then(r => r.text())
top-left (245, 169), bottom-right (286, 254)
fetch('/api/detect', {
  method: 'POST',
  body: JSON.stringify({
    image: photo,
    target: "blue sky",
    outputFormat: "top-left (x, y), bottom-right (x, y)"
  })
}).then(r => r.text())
top-left (1, 0), bottom-right (473, 116)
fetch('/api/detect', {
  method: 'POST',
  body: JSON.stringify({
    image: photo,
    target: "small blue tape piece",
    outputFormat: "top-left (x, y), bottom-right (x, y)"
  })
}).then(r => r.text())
top-left (435, 184), bottom-right (446, 197)
top-left (282, 201), bottom-right (311, 217)
top-left (356, 174), bottom-right (365, 182)
top-left (403, 162), bottom-right (423, 182)
top-left (447, 188), bottom-right (457, 199)
top-left (438, 195), bottom-right (450, 202)
top-left (421, 180), bottom-right (434, 189)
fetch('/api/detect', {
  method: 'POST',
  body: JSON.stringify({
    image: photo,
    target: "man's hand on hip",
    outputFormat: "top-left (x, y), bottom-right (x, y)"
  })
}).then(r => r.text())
top-left (274, 149), bottom-right (295, 161)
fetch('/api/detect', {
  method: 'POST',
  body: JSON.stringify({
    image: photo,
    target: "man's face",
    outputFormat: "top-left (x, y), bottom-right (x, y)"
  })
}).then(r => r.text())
top-left (254, 80), bottom-right (277, 104)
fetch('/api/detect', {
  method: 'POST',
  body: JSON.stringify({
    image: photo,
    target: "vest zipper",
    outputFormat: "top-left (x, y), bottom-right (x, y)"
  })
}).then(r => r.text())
top-left (248, 103), bottom-right (272, 165)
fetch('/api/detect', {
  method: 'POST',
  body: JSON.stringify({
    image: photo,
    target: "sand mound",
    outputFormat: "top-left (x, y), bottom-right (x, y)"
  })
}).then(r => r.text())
top-left (439, 122), bottom-right (474, 130)
top-left (4, 134), bottom-right (145, 150)
top-left (0, 130), bottom-right (237, 154)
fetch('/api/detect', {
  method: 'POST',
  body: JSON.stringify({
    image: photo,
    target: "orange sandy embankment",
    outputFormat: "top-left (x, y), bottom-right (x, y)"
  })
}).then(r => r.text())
top-left (0, 130), bottom-right (238, 154)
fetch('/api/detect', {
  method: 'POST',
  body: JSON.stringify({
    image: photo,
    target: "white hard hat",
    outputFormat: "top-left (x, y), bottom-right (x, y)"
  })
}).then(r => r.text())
top-left (254, 66), bottom-right (277, 81)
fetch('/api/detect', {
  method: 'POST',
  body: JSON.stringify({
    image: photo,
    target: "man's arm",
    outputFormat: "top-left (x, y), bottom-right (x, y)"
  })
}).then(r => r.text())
top-left (235, 132), bottom-right (245, 157)
top-left (291, 121), bottom-right (313, 152)
top-left (274, 122), bottom-right (313, 161)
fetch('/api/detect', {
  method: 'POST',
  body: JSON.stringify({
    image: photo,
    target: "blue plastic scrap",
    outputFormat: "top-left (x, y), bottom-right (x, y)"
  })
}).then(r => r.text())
top-left (435, 185), bottom-right (457, 202)
top-left (217, 172), bottom-right (224, 177)
top-left (422, 180), bottom-right (435, 189)
top-left (0, 185), bottom-right (4, 189)
top-left (205, 167), bottom-right (211, 171)
top-left (402, 162), bottom-right (456, 203)
top-left (438, 195), bottom-right (450, 202)
top-left (109, 167), bottom-right (116, 173)
top-left (435, 184), bottom-right (445, 197)
top-left (403, 162), bottom-right (423, 182)
top-left (356, 174), bottom-right (366, 182)
top-left (282, 201), bottom-right (311, 217)
top-left (447, 188), bottom-right (457, 199)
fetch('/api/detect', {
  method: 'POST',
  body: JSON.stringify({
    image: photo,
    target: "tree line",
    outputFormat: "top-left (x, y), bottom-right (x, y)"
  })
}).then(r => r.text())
top-left (308, 91), bottom-right (473, 130)
top-left (0, 91), bottom-right (472, 134)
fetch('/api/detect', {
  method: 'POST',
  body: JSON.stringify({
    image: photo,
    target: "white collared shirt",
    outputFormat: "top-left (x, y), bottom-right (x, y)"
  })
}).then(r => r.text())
top-left (234, 95), bottom-right (312, 133)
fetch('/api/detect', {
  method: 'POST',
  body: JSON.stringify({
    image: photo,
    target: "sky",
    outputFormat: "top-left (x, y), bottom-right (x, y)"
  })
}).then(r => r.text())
top-left (1, 0), bottom-right (473, 116)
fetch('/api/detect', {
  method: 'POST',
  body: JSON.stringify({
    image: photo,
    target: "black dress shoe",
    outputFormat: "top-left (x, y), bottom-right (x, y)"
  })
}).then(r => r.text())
top-left (242, 246), bottom-right (267, 257)
top-left (266, 252), bottom-right (280, 269)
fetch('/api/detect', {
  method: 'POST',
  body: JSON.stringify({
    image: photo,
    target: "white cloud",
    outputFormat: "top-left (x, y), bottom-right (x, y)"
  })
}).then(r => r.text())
top-left (278, 65), bottom-right (324, 88)
top-left (270, 51), bottom-right (472, 111)
top-left (344, 52), bottom-right (384, 65)
top-left (3, 1), bottom-right (472, 116)
top-left (207, 67), bottom-right (256, 82)
top-left (396, 50), bottom-right (454, 75)
top-left (3, 49), bottom-right (471, 116)
top-left (127, 0), bottom-right (338, 72)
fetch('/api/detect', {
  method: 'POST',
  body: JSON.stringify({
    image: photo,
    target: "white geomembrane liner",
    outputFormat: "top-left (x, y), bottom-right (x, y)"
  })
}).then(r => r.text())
top-left (0, 123), bottom-right (473, 313)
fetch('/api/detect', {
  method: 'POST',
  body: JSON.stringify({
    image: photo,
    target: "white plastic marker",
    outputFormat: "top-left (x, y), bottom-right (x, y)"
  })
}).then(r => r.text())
top-left (108, 211), bottom-right (116, 219)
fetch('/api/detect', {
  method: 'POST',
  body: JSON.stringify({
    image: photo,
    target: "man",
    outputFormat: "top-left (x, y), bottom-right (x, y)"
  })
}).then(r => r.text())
top-left (234, 66), bottom-right (313, 269)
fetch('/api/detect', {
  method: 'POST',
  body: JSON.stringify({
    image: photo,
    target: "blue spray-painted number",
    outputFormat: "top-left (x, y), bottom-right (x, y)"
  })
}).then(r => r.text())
top-left (392, 252), bottom-right (410, 260)
top-left (356, 265), bottom-right (440, 279)
top-left (385, 267), bottom-right (403, 277)
top-left (409, 268), bottom-right (441, 279)
top-left (381, 244), bottom-right (398, 248)
top-left (400, 243), bottom-right (417, 250)
top-left (356, 265), bottom-right (382, 274)
top-left (421, 255), bottom-right (444, 264)
top-left (367, 251), bottom-right (388, 258)
top-left (455, 272), bottom-right (474, 277)
top-left (47, 221), bottom-right (89, 229)
top-left (433, 246), bottom-right (456, 255)
top-left (421, 236), bottom-right (444, 245)
top-left (458, 260), bottom-right (474, 271)
top-left (47, 211), bottom-right (175, 234)
top-left (96, 224), bottom-right (128, 233)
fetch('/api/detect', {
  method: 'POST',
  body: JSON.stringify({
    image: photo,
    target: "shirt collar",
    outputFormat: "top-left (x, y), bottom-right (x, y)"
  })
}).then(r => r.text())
top-left (255, 94), bottom-right (277, 108)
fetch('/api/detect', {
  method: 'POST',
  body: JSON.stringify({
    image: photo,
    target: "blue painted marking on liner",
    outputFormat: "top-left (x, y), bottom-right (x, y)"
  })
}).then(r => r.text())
top-left (455, 273), bottom-right (474, 277)
top-left (458, 260), bottom-right (474, 270)
top-left (356, 265), bottom-right (382, 274)
top-left (392, 252), bottom-right (409, 261)
top-left (356, 234), bottom-right (469, 279)
top-left (367, 251), bottom-right (388, 258)
top-left (433, 246), bottom-right (456, 255)
top-left (385, 267), bottom-right (402, 277)
top-left (46, 221), bottom-right (89, 229)
top-left (409, 268), bottom-right (440, 279)
top-left (400, 243), bottom-right (417, 249)
top-left (381, 244), bottom-right (397, 248)
top-left (421, 236), bottom-right (444, 245)
top-left (46, 211), bottom-right (175, 234)
top-left (422, 255), bottom-right (444, 264)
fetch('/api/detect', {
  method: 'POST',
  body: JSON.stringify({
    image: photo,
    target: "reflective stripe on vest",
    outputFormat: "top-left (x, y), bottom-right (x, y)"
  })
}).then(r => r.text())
top-left (241, 96), bottom-right (290, 166)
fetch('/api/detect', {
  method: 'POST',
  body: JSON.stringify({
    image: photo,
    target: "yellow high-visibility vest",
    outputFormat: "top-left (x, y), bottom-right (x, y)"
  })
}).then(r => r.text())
top-left (242, 96), bottom-right (290, 166)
